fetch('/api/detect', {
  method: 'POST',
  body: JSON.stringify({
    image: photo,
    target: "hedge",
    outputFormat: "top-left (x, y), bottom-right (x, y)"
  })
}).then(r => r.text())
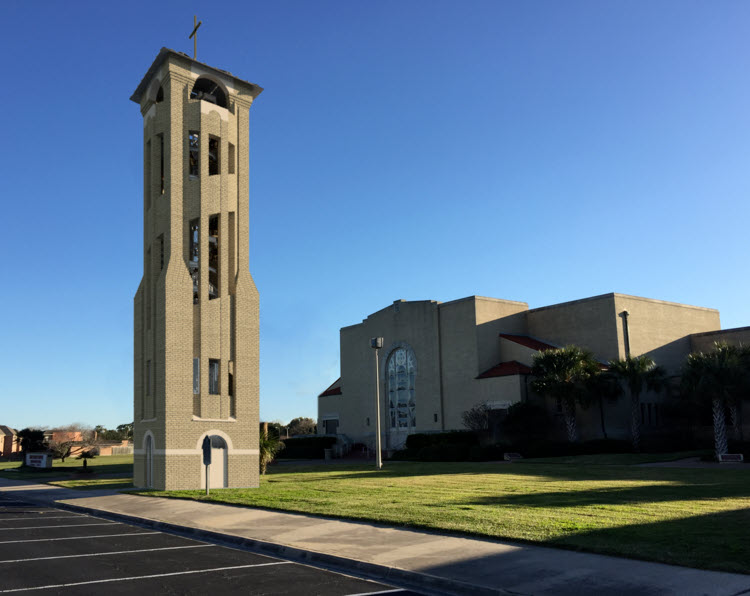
top-left (276, 436), bottom-right (337, 459)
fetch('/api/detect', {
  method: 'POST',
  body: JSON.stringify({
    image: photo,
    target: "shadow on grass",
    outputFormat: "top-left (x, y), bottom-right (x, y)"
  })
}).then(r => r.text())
top-left (269, 461), bottom-right (750, 487)
top-left (547, 506), bottom-right (750, 574)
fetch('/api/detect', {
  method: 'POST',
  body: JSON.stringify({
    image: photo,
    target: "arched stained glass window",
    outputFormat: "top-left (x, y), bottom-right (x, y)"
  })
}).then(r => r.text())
top-left (387, 347), bottom-right (416, 429)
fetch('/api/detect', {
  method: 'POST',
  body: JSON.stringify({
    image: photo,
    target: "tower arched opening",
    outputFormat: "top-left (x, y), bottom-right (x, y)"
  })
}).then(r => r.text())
top-left (190, 77), bottom-right (227, 108)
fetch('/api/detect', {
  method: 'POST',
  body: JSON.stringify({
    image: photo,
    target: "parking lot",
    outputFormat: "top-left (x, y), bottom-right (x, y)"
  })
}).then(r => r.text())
top-left (0, 496), bottom-right (423, 595)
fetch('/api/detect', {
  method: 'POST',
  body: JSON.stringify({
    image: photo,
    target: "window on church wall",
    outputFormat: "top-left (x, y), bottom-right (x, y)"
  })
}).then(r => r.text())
top-left (209, 359), bottom-right (220, 395)
top-left (386, 347), bottom-right (416, 430)
top-left (189, 132), bottom-right (199, 178)
top-left (145, 140), bottom-right (152, 210)
top-left (193, 358), bottom-right (200, 395)
top-left (208, 136), bottom-right (220, 176)
top-left (189, 219), bottom-right (199, 303)
top-left (208, 215), bottom-right (219, 299)
top-left (146, 360), bottom-right (151, 396)
top-left (158, 133), bottom-right (165, 194)
top-left (228, 142), bottom-right (235, 175)
top-left (155, 85), bottom-right (164, 103)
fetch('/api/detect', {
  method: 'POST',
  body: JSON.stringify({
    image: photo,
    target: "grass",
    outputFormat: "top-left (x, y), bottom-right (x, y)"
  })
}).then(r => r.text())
top-left (137, 460), bottom-right (750, 574)
top-left (49, 478), bottom-right (134, 490)
top-left (0, 454), bottom-right (133, 480)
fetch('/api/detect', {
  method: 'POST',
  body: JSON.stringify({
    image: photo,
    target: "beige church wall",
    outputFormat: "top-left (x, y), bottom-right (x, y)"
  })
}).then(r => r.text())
top-left (338, 300), bottom-right (444, 446)
top-left (527, 294), bottom-right (621, 362)
top-left (438, 298), bottom-right (484, 431)
top-left (474, 297), bottom-right (529, 373)
top-left (613, 294), bottom-right (720, 374)
top-left (472, 376), bottom-right (525, 410)
top-left (690, 326), bottom-right (750, 353)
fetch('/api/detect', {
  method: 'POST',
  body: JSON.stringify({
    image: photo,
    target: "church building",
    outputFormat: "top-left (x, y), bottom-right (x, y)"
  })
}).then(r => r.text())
top-left (318, 293), bottom-right (748, 449)
top-left (131, 48), bottom-right (261, 490)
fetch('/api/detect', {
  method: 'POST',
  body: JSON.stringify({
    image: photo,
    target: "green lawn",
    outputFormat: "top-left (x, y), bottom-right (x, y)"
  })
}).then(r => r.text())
top-left (138, 460), bottom-right (750, 574)
top-left (49, 478), bottom-right (134, 490)
top-left (0, 455), bottom-right (133, 480)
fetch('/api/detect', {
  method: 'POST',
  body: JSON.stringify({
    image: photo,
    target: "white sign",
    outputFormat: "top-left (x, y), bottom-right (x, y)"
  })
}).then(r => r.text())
top-left (25, 452), bottom-right (52, 468)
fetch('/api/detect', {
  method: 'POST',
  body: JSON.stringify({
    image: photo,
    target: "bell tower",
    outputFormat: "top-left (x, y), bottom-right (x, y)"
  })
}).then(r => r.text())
top-left (131, 48), bottom-right (262, 490)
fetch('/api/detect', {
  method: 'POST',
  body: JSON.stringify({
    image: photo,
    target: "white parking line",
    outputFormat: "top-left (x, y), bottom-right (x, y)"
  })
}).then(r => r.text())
top-left (345, 590), bottom-right (406, 596)
top-left (0, 523), bottom-right (117, 531)
top-left (0, 561), bottom-right (291, 592)
top-left (0, 516), bottom-right (88, 522)
top-left (0, 532), bottom-right (160, 545)
top-left (0, 544), bottom-right (215, 564)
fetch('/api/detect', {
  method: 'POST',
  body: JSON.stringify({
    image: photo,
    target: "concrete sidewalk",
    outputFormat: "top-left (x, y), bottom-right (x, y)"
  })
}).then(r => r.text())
top-left (1, 478), bottom-right (749, 596)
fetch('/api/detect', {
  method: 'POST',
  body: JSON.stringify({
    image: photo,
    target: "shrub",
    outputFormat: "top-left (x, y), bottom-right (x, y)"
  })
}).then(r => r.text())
top-left (405, 431), bottom-right (478, 450)
top-left (276, 436), bottom-right (336, 459)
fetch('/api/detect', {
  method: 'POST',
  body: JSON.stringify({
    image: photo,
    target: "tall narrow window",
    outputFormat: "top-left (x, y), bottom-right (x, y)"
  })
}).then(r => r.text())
top-left (228, 142), bottom-right (235, 175)
top-left (158, 133), bottom-right (165, 194)
top-left (189, 219), bottom-right (199, 303)
top-left (146, 248), bottom-right (152, 329)
top-left (158, 235), bottom-right (164, 271)
top-left (208, 215), bottom-right (219, 299)
top-left (208, 136), bottom-right (220, 176)
top-left (146, 360), bottom-right (151, 396)
top-left (228, 372), bottom-right (234, 397)
top-left (209, 359), bottom-right (220, 395)
top-left (145, 140), bottom-right (152, 210)
top-left (386, 347), bottom-right (417, 429)
top-left (189, 131), bottom-right (199, 178)
top-left (193, 358), bottom-right (200, 394)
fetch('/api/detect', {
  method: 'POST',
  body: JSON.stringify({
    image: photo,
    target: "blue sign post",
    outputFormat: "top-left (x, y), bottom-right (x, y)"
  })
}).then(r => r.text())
top-left (202, 436), bottom-right (211, 495)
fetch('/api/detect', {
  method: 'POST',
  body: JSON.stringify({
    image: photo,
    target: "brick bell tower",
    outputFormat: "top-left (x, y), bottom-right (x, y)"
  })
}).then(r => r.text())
top-left (131, 48), bottom-right (262, 490)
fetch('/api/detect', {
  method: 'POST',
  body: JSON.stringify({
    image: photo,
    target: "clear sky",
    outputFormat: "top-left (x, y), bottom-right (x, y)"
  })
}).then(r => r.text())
top-left (2, 1), bottom-right (749, 430)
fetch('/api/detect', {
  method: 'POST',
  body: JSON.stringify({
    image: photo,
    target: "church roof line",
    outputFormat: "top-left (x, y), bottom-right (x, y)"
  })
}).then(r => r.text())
top-left (499, 333), bottom-right (559, 352)
top-left (130, 47), bottom-right (263, 103)
top-left (318, 378), bottom-right (342, 397)
top-left (476, 360), bottom-right (532, 379)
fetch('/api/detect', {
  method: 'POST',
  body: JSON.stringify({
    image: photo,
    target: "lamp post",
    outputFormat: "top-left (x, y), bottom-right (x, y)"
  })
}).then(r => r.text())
top-left (370, 337), bottom-right (384, 469)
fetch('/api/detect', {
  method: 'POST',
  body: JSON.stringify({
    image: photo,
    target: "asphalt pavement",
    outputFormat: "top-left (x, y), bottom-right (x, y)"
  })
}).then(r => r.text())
top-left (0, 496), bottom-right (422, 595)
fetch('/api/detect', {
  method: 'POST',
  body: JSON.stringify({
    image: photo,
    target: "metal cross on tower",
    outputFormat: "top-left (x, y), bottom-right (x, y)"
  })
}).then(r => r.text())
top-left (189, 15), bottom-right (202, 60)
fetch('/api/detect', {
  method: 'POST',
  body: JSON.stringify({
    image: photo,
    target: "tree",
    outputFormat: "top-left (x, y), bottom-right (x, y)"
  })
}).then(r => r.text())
top-left (608, 355), bottom-right (666, 451)
top-left (462, 404), bottom-right (491, 432)
top-left (47, 424), bottom-right (95, 462)
top-left (17, 428), bottom-right (46, 455)
top-left (116, 423), bottom-right (134, 440)
top-left (287, 417), bottom-right (316, 436)
top-left (531, 346), bottom-right (601, 443)
top-left (682, 342), bottom-right (748, 459)
top-left (584, 370), bottom-right (622, 440)
top-left (259, 428), bottom-right (285, 475)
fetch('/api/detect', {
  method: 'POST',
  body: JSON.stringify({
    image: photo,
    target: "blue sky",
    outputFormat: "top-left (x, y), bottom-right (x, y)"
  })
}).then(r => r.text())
top-left (2, 1), bottom-right (749, 430)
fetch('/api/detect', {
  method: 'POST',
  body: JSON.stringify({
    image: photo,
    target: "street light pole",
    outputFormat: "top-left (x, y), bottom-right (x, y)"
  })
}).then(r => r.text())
top-left (371, 337), bottom-right (384, 469)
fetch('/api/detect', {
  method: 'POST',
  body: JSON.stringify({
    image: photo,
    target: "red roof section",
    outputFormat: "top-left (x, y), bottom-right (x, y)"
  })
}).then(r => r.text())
top-left (477, 360), bottom-right (532, 379)
top-left (499, 334), bottom-right (558, 352)
top-left (318, 378), bottom-right (342, 398)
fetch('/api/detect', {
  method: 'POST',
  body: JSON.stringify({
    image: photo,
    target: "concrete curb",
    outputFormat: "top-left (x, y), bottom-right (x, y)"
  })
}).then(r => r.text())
top-left (53, 500), bottom-right (516, 596)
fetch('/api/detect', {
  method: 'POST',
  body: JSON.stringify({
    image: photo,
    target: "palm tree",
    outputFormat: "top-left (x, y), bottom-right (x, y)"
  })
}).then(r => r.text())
top-left (531, 346), bottom-right (601, 443)
top-left (259, 429), bottom-right (285, 475)
top-left (682, 342), bottom-right (745, 459)
top-left (608, 355), bottom-right (666, 451)
top-left (585, 370), bottom-right (622, 440)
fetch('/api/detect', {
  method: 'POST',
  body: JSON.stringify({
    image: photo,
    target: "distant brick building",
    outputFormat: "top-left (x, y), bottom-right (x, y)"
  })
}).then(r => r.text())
top-left (0, 426), bottom-right (20, 458)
